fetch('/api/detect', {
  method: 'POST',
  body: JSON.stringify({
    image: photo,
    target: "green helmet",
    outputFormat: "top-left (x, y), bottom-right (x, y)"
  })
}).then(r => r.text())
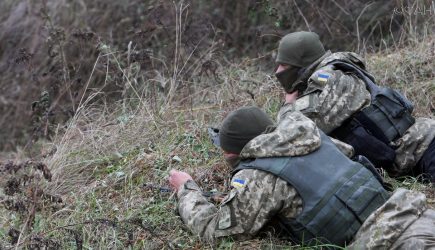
top-left (219, 106), bottom-right (273, 154)
top-left (276, 31), bottom-right (325, 68)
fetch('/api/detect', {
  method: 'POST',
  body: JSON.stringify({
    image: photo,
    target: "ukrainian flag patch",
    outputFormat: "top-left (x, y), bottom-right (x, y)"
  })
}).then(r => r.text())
top-left (317, 73), bottom-right (330, 82)
top-left (231, 179), bottom-right (246, 188)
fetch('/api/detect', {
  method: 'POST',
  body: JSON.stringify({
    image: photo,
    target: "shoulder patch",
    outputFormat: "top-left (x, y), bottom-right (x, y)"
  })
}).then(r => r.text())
top-left (317, 73), bottom-right (330, 83)
top-left (309, 66), bottom-right (335, 86)
top-left (231, 178), bottom-right (246, 189)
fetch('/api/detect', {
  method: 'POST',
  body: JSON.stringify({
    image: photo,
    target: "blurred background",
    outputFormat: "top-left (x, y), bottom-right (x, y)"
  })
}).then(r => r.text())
top-left (1, 0), bottom-right (433, 153)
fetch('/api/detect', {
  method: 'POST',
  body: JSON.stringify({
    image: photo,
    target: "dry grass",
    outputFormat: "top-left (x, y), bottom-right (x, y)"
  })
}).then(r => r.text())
top-left (367, 37), bottom-right (435, 117)
top-left (1, 0), bottom-right (435, 249)
top-left (0, 40), bottom-right (282, 248)
top-left (2, 36), bottom-right (434, 247)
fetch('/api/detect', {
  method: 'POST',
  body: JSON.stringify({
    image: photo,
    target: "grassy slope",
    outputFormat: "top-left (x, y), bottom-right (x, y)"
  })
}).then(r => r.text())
top-left (1, 39), bottom-right (435, 249)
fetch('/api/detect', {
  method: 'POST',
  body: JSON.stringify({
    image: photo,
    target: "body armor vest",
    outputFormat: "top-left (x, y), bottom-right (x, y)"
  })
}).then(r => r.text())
top-left (329, 60), bottom-right (415, 144)
top-left (233, 132), bottom-right (390, 247)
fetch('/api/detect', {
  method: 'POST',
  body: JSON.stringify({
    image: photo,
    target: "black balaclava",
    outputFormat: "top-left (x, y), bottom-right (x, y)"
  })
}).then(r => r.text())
top-left (275, 31), bottom-right (325, 93)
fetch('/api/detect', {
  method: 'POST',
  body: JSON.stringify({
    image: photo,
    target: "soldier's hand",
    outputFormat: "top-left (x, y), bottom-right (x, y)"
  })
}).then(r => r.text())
top-left (285, 91), bottom-right (299, 104)
top-left (168, 169), bottom-right (193, 192)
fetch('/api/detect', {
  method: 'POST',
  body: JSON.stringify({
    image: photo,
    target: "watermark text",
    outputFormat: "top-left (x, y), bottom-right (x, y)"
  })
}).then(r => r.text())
top-left (393, 2), bottom-right (435, 16)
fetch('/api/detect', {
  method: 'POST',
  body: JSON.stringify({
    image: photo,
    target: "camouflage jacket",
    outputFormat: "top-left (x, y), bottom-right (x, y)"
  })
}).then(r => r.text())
top-left (292, 51), bottom-right (435, 175)
top-left (177, 108), bottom-right (435, 247)
top-left (176, 107), bottom-right (353, 242)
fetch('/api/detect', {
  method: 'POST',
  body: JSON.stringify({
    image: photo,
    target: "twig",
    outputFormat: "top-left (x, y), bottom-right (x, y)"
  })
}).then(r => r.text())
top-left (331, 0), bottom-right (351, 16)
top-left (303, 0), bottom-right (352, 36)
top-left (14, 204), bottom-right (33, 250)
top-left (356, 3), bottom-right (374, 52)
top-left (293, 0), bottom-right (311, 31)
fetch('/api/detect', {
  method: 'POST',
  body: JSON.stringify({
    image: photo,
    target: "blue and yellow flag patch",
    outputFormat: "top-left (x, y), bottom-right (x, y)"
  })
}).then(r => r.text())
top-left (231, 179), bottom-right (246, 188)
top-left (317, 73), bottom-right (330, 82)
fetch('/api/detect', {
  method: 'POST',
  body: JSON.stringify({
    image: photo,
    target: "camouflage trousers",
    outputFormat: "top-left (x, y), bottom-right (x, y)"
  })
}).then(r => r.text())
top-left (415, 138), bottom-right (435, 183)
top-left (390, 208), bottom-right (435, 249)
top-left (348, 188), bottom-right (435, 249)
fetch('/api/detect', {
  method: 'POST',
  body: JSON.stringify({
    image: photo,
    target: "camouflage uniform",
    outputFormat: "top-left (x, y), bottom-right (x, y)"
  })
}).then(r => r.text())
top-left (292, 51), bottom-right (435, 175)
top-left (348, 188), bottom-right (435, 249)
top-left (177, 107), bottom-right (317, 242)
top-left (177, 107), bottom-right (435, 247)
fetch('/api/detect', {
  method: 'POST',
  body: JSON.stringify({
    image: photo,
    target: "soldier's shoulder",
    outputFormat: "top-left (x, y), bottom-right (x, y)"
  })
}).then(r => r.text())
top-left (308, 65), bottom-right (338, 87)
top-left (233, 168), bottom-right (274, 181)
top-left (321, 51), bottom-right (366, 67)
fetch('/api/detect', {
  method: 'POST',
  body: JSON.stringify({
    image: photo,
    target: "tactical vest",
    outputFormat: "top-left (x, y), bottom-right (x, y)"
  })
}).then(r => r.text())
top-left (328, 60), bottom-right (415, 144)
top-left (233, 132), bottom-right (390, 247)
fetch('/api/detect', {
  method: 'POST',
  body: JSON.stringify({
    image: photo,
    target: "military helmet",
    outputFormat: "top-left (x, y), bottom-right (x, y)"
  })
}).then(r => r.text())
top-left (219, 106), bottom-right (273, 154)
top-left (276, 31), bottom-right (325, 68)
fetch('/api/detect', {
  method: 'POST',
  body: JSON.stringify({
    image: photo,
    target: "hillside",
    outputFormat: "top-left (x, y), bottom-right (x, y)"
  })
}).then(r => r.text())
top-left (1, 39), bottom-right (434, 249)
top-left (1, 0), bottom-right (435, 249)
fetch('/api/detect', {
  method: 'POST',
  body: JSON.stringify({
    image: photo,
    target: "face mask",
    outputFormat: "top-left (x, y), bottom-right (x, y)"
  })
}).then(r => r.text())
top-left (224, 154), bottom-right (241, 168)
top-left (275, 66), bottom-right (306, 93)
